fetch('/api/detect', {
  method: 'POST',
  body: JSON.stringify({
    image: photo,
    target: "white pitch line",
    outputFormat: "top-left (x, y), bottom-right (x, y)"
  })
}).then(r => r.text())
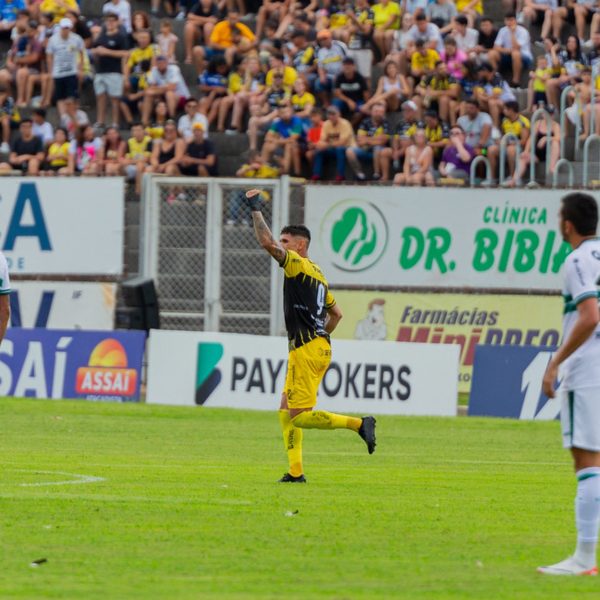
top-left (15, 470), bottom-right (106, 487)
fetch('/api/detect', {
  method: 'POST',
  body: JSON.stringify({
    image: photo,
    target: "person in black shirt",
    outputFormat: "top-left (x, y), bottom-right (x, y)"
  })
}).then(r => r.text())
top-left (332, 57), bottom-right (369, 125)
top-left (0, 119), bottom-right (44, 174)
top-left (91, 13), bottom-right (130, 129)
top-left (184, 0), bottom-right (220, 64)
top-left (177, 122), bottom-right (217, 176)
top-left (474, 17), bottom-right (498, 63)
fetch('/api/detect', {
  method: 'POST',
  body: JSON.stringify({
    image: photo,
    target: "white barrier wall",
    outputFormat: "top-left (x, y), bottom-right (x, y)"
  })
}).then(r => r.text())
top-left (9, 282), bottom-right (116, 329)
top-left (305, 187), bottom-right (596, 290)
top-left (147, 331), bottom-right (460, 416)
top-left (0, 178), bottom-right (124, 275)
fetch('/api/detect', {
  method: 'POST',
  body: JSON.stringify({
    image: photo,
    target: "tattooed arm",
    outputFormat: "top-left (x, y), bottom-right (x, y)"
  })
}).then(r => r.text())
top-left (245, 189), bottom-right (286, 263)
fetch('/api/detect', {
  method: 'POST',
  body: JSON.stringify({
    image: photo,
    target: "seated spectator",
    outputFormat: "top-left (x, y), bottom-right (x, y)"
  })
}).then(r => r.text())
top-left (455, 0), bottom-right (483, 28)
top-left (522, 0), bottom-right (557, 42)
top-left (426, 0), bottom-right (458, 33)
top-left (123, 122), bottom-right (153, 193)
top-left (508, 107), bottom-right (559, 186)
top-left (393, 128), bottom-right (435, 186)
top-left (64, 124), bottom-right (101, 175)
top-left (500, 100), bottom-right (530, 182)
top-left (362, 59), bottom-right (410, 113)
top-left (415, 60), bottom-right (460, 123)
top-left (60, 96), bottom-right (89, 140)
top-left (142, 55), bottom-right (190, 125)
top-left (315, 29), bottom-right (347, 104)
top-left (410, 39), bottom-right (440, 82)
top-left (192, 10), bottom-right (255, 71)
top-left (0, 0), bottom-right (26, 38)
top-left (311, 104), bottom-right (354, 182)
top-left (178, 97), bottom-right (209, 141)
top-left (256, 0), bottom-right (289, 41)
top-left (0, 84), bottom-right (18, 153)
top-left (177, 122), bottom-right (217, 176)
top-left (260, 104), bottom-right (303, 175)
top-left (198, 56), bottom-right (229, 125)
top-left (247, 72), bottom-right (290, 150)
top-left (438, 124), bottom-right (475, 181)
top-left (576, 68), bottom-right (598, 140)
top-left (98, 126), bottom-right (126, 175)
top-left (440, 36), bottom-right (467, 79)
top-left (32, 107), bottom-right (53, 147)
top-left (229, 150), bottom-right (280, 226)
top-left (552, 0), bottom-right (596, 43)
top-left (102, 0), bottom-right (132, 35)
top-left (457, 98), bottom-right (497, 175)
top-left (450, 59), bottom-right (479, 124)
top-left (288, 29), bottom-right (317, 89)
top-left (347, 0), bottom-right (374, 81)
top-left (450, 14), bottom-right (478, 57)
top-left (144, 119), bottom-right (185, 175)
top-left (0, 118), bottom-right (43, 174)
top-left (305, 108), bottom-right (323, 167)
top-left (423, 109), bottom-right (450, 162)
top-left (184, 0), bottom-right (219, 64)
top-left (371, 0), bottom-right (401, 60)
top-left (46, 17), bottom-right (85, 115)
top-left (290, 76), bottom-right (315, 132)
top-left (489, 11), bottom-right (533, 88)
top-left (225, 55), bottom-right (264, 135)
top-left (545, 35), bottom-right (588, 108)
top-left (326, 0), bottom-right (354, 45)
top-left (474, 62), bottom-right (516, 127)
top-left (390, 12), bottom-right (414, 73)
top-left (91, 13), bottom-right (130, 129)
top-left (474, 17), bottom-right (498, 63)
top-left (41, 127), bottom-right (69, 175)
top-left (346, 102), bottom-right (392, 181)
top-left (147, 99), bottom-right (169, 139)
top-left (391, 99), bottom-right (424, 170)
top-left (407, 12), bottom-right (443, 54)
top-left (40, 0), bottom-right (78, 25)
top-left (333, 57), bottom-right (369, 124)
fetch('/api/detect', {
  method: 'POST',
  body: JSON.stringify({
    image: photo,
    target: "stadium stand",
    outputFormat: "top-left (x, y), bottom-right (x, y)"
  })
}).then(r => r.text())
top-left (0, 0), bottom-right (599, 188)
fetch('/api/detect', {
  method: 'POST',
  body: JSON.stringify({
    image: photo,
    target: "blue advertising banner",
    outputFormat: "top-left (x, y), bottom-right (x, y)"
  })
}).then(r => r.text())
top-left (468, 345), bottom-right (560, 420)
top-left (0, 329), bottom-right (146, 402)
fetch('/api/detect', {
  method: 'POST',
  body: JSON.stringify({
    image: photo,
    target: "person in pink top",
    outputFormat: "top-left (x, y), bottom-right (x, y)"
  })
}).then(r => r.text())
top-left (439, 36), bottom-right (466, 79)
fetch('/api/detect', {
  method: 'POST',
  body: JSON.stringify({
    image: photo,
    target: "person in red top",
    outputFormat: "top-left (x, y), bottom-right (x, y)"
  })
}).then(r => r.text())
top-left (305, 109), bottom-right (323, 169)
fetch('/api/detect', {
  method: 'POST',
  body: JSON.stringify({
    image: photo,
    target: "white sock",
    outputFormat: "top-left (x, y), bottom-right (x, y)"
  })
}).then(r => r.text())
top-left (574, 467), bottom-right (600, 568)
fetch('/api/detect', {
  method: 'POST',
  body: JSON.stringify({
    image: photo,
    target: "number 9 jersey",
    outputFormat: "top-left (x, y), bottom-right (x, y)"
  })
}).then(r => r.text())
top-left (280, 249), bottom-right (336, 350)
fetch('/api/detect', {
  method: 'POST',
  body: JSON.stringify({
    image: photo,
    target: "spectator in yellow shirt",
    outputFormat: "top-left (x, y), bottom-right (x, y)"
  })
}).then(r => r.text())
top-left (410, 40), bottom-right (440, 80)
top-left (265, 53), bottom-right (297, 90)
top-left (312, 104), bottom-right (355, 181)
top-left (40, 0), bottom-right (79, 24)
top-left (372, 0), bottom-right (401, 58)
top-left (455, 0), bottom-right (483, 28)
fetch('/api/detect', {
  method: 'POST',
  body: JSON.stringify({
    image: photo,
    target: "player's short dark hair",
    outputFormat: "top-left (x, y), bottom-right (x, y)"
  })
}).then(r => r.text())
top-left (505, 11), bottom-right (517, 19)
top-left (561, 193), bottom-right (598, 236)
top-left (504, 100), bottom-right (519, 113)
top-left (281, 225), bottom-right (311, 245)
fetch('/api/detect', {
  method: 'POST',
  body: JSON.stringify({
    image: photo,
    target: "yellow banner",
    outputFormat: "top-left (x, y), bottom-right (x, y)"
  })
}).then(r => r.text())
top-left (332, 291), bottom-right (562, 392)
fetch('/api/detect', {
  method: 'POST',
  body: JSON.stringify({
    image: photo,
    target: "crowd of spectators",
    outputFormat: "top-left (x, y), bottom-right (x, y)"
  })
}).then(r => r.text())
top-left (0, 0), bottom-right (598, 188)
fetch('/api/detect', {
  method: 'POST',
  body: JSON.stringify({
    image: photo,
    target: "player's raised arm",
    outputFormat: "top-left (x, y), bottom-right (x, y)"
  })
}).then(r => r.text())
top-left (244, 189), bottom-right (286, 263)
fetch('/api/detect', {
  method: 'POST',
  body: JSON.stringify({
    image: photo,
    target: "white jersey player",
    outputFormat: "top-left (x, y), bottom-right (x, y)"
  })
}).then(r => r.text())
top-left (539, 193), bottom-right (600, 576)
top-left (0, 252), bottom-right (10, 343)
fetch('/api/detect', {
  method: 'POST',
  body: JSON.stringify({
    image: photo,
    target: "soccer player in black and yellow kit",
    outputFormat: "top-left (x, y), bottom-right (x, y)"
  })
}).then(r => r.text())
top-left (245, 189), bottom-right (376, 483)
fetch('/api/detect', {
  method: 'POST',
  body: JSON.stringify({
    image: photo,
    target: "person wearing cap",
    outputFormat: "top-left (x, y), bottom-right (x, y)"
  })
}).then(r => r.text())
top-left (142, 54), bottom-right (190, 126)
top-left (311, 104), bottom-right (354, 182)
top-left (346, 101), bottom-right (392, 181)
top-left (332, 56), bottom-right (369, 125)
top-left (315, 28), bottom-right (348, 104)
top-left (91, 13), bottom-right (130, 129)
top-left (391, 100), bottom-right (424, 171)
top-left (177, 121), bottom-right (217, 176)
top-left (371, 0), bottom-right (401, 58)
top-left (46, 16), bottom-right (85, 114)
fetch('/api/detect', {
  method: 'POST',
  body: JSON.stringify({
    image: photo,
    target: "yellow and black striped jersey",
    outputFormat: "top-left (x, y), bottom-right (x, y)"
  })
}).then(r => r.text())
top-left (281, 249), bottom-right (336, 350)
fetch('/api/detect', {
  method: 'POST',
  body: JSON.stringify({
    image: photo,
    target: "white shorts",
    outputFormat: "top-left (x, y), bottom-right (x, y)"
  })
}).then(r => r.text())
top-left (93, 73), bottom-right (123, 98)
top-left (560, 387), bottom-right (600, 451)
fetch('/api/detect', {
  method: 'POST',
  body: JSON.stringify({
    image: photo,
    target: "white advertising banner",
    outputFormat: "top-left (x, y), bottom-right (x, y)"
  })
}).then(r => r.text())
top-left (304, 186), bottom-right (596, 290)
top-left (9, 282), bottom-right (116, 329)
top-left (0, 178), bottom-right (123, 274)
top-left (147, 331), bottom-right (460, 416)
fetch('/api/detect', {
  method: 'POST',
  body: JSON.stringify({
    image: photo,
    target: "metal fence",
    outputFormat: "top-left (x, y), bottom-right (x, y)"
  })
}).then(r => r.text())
top-left (140, 175), bottom-right (304, 335)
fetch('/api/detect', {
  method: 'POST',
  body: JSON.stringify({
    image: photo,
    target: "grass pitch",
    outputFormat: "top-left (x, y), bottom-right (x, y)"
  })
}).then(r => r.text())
top-left (0, 398), bottom-right (598, 599)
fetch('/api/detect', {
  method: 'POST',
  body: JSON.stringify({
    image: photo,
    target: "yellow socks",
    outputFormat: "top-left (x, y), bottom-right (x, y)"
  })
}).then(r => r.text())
top-left (292, 410), bottom-right (362, 432)
top-left (278, 409), bottom-right (303, 477)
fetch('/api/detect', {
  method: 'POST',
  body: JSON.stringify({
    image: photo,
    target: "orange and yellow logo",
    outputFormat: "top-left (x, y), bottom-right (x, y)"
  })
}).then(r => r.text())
top-left (76, 339), bottom-right (137, 396)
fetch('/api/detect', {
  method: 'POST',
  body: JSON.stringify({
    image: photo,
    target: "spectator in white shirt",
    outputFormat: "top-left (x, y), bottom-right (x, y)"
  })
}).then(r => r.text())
top-left (521, 0), bottom-right (558, 42)
top-left (177, 97), bottom-right (210, 141)
top-left (102, 0), bottom-right (132, 34)
top-left (451, 14), bottom-right (479, 56)
top-left (141, 55), bottom-right (190, 125)
top-left (32, 108), bottom-right (54, 147)
top-left (407, 13), bottom-right (443, 53)
top-left (489, 12), bottom-right (533, 87)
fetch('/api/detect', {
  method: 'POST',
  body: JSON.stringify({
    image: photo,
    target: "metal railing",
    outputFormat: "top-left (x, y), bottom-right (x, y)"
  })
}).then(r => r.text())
top-left (469, 155), bottom-right (492, 187)
top-left (552, 158), bottom-right (574, 188)
top-left (559, 85), bottom-right (582, 161)
top-left (582, 134), bottom-right (600, 187)
top-left (528, 107), bottom-right (553, 186)
top-left (591, 64), bottom-right (600, 135)
top-left (498, 133), bottom-right (521, 186)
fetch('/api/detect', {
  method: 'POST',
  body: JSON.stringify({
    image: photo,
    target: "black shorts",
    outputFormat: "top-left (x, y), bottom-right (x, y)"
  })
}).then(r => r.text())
top-left (567, 6), bottom-right (595, 24)
top-left (533, 90), bottom-right (547, 104)
top-left (533, 8), bottom-right (549, 24)
top-left (53, 75), bottom-right (79, 101)
top-left (179, 164), bottom-right (217, 176)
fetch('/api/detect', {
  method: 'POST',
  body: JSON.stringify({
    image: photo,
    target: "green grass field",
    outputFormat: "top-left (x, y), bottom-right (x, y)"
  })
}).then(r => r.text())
top-left (1, 397), bottom-right (598, 599)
